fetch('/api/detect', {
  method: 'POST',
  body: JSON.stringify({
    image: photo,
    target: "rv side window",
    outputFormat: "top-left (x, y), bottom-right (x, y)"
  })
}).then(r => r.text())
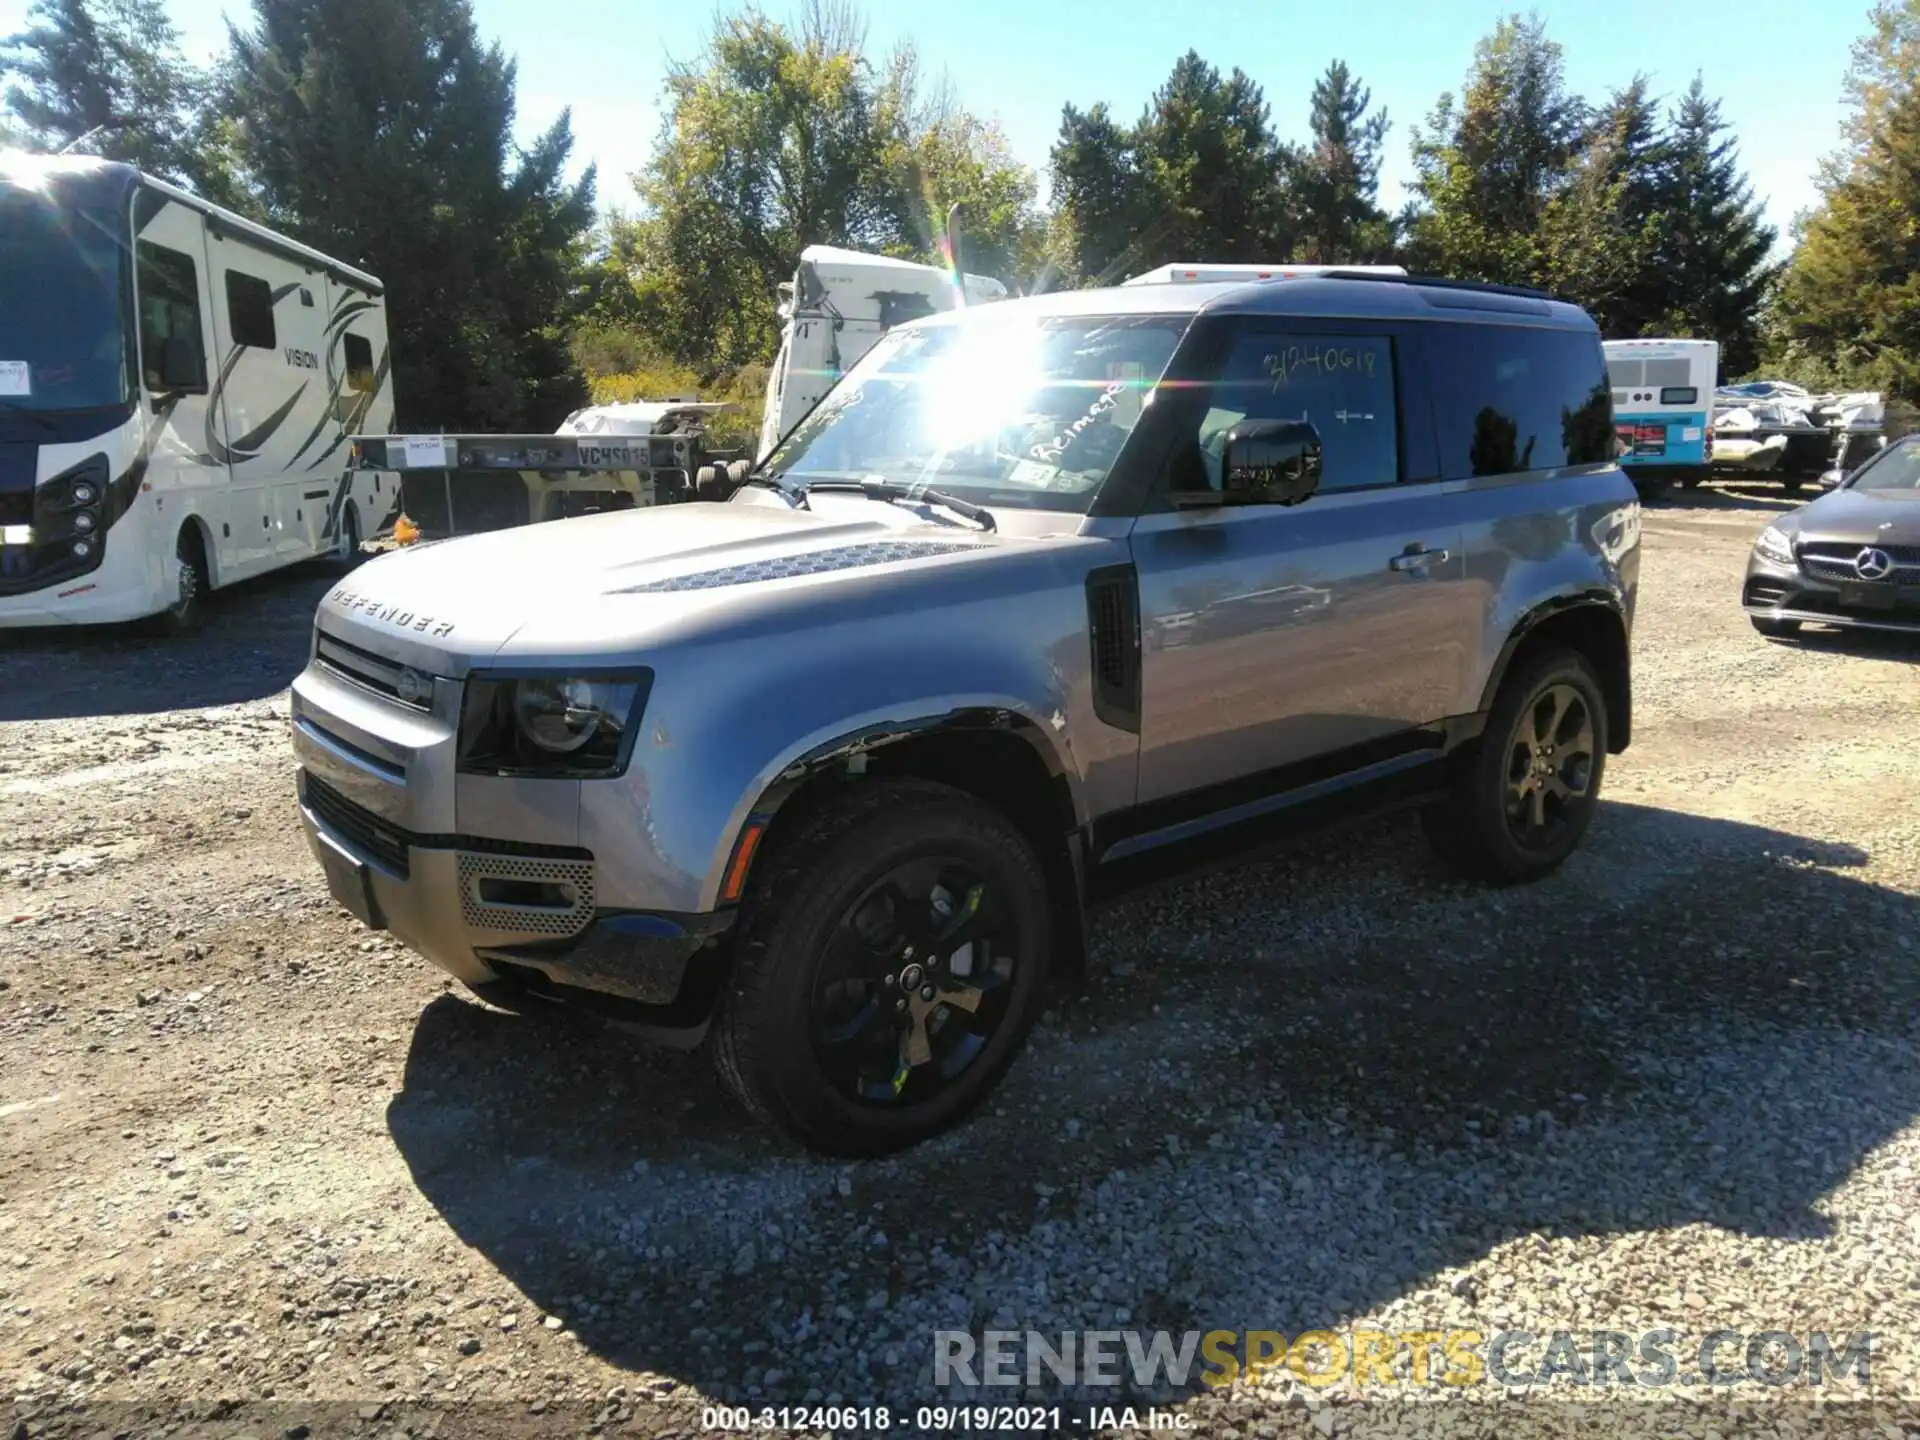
top-left (343, 333), bottom-right (375, 394)
top-left (1426, 325), bottom-right (1613, 478)
top-left (225, 270), bottom-right (277, 348)
top-left (135, 242), bottom-right (208, 394)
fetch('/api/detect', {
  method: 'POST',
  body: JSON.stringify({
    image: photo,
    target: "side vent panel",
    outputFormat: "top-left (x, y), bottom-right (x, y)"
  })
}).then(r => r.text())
top-left (1086, 563), bottom-right (1142, 733)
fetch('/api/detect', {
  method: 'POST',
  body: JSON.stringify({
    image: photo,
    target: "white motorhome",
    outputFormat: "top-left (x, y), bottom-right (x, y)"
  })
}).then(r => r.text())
top-left (0, 150), bottom-right (397, 630)
top-left (756, 244), bottom-right (1009, 460)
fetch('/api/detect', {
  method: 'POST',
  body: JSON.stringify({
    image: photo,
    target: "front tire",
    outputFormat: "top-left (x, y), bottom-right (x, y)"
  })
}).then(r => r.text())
top-left (712, 780), bottom-right (1052, 1156)
top-left (141, 526), bottom-right (209, 637)
top-left (1423, 648), bottom-right (1609, 884)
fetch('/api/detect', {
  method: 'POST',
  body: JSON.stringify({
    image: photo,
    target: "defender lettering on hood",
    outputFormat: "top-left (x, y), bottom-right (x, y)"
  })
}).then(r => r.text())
top-left (326, 587), bottom-right (456, 637)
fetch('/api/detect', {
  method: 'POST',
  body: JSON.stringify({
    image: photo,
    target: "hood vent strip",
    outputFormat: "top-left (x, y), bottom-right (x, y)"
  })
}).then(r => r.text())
top-left (620, 538), bottom-right (977, 594)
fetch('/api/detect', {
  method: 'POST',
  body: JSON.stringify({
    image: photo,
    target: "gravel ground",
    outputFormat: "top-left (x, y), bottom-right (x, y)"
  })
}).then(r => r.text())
top-left (3, 482), bottom-right (1920, 1439)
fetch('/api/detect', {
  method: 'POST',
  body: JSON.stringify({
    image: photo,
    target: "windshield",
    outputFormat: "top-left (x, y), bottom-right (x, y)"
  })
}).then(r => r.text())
top-left (762, 313), bottom-right (1186, 512)
top-left (1849, 437), bottom-right (1920, 492)
top-left (0, 186), bottom-right (132, 412)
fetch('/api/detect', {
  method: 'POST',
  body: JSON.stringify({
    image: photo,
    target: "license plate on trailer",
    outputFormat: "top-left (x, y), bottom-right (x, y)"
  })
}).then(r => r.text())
top-left (315, 829), bottom-right (384, 929)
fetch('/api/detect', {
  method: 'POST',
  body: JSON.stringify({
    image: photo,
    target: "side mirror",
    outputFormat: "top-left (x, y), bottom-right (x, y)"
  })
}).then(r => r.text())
top-left (159, 335), bottom-right (203, 393)
top-left (1221, 419), bottom-right (1323, 506)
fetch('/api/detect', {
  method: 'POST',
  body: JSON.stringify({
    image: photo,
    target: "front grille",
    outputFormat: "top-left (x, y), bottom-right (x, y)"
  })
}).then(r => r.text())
top-left (1800, 541), bottom-right (1920, 564)
top-left (1801, 554), bottom-right (1920, 584)
top-left (313, 628), bottom-right (433, 710)
top-left (302, 772), bottom-right (411, 876)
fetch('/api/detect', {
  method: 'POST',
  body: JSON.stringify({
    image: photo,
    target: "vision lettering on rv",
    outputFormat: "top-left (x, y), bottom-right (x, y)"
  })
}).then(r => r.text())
top-left (285, 347), bottom-right (320, 370)
top-left (329, 590), bottom-right (455, 637)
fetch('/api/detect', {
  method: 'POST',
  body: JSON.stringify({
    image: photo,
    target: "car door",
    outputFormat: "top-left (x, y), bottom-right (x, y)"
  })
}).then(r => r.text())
top-left (1128, 317), bottom-right (1478, 806)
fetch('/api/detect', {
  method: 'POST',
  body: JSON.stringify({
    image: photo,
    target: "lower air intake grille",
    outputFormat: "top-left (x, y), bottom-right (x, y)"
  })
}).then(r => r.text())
top-left (457, 853), bottom-right (595, 938)
top-left (302, 772), bottom-right (411, 876)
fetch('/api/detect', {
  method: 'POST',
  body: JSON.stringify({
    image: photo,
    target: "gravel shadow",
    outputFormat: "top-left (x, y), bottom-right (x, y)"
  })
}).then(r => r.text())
top-left (0, 562), bottom-right (334, 721)
top-left (1641, 480), bottom-right (1810, 515)
top-left (385, 800), bottom-right (1920, 1405)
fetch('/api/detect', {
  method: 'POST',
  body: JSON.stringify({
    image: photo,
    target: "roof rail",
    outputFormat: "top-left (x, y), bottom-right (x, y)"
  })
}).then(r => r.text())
top-left (1319, 269), bottom-right (1556, 302)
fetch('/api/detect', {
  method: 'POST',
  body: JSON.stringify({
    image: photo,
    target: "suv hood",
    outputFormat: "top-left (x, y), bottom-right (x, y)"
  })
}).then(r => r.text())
top-left (316, 498), bottom-right (995, 667)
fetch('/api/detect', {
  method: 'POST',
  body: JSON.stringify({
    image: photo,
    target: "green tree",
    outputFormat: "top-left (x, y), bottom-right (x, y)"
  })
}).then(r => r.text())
top-left (221, 0), bottom-right (596, 430)
top-left (1774, 0), bottom-right (1920, 395)
top-left (633, 3), bottom-right (888, 368)
top-left (1134, 51), bottom-right (1297, 266)
top-left (0, 0), bottom-right (203, 181)
top-left (1047, 101), bottom-right (1144, 285)
top-left (1294, 60), bottom-right (1392, 264)
top-left (1649, 77), bottom-right (1775, 375)
top-left (1407, 13), bottom-right (1586, 283)
top-left (1536, 78), bottom-right (1666, 327)
top-left (1048, 50), bottom-right (1295, 284)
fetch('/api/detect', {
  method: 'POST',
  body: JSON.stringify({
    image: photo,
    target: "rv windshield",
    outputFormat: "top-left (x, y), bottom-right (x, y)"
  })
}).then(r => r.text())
top-left (762, 313), bottom-right (1185, 512)
top-left (0, 188), bottom-right (131, 413)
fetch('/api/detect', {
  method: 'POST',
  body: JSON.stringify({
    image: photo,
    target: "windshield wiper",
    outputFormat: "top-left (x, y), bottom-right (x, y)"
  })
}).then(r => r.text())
top-left (802, 477), bottom-right (996, 532)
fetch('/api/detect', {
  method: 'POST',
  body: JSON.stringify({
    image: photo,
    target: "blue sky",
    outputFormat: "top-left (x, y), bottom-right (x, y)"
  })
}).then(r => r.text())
top-left (3, 0), bottom-right (1864, 247)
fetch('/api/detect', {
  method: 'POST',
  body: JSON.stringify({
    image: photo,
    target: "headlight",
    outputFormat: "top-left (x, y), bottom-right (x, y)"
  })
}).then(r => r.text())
top-left (1755, 525), bottom-right (1796, 565)
top-left (458, 671), bottom-right (651, 778)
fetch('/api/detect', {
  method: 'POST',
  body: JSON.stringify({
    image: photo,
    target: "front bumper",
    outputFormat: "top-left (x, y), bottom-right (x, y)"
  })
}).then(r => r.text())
top-left (290, 657), bottom-right (731, 1033)
top-left (1742, 553), bottom-right (1920, 633)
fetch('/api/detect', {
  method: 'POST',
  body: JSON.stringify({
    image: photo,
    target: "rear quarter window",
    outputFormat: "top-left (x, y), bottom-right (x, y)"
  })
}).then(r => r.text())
top-left (1427, 325), bottom-right (1613, 478)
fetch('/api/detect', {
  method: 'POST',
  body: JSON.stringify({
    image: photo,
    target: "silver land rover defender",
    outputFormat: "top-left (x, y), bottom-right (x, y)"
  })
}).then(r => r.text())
top-left (291, 272), bottom-right (1640, 1155)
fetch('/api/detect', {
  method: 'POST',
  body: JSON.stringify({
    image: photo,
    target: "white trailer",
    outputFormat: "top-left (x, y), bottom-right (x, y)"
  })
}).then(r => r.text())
top-left (1122, 262), bottom-right (1409, 286)
top-left (0, 149), bottom-right (398, 630)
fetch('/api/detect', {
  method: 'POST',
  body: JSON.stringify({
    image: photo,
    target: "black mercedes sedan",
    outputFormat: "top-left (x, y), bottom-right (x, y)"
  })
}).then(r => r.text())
top-left (1744, 434), bottom-right (1920, 638)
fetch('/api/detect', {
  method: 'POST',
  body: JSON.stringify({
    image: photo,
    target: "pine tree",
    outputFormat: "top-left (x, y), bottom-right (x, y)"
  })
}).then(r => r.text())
top-left (1294, 61), bottom-right (1392, 264)
top-left (1775, 1), bottom-right (1920, 395)
top-left (221, 0), bottom-right (596, 430)
top-left (1048, 102), bottom-right (1144, 285)
top-left (1407, 14), bottom-right (1586, 283)
top-left (1647, 78), bottom-right (1775, 375)
top-left (1537, 78), bottom-right (1666, 329)
top-left (0, 0), bottom-right (201, 180)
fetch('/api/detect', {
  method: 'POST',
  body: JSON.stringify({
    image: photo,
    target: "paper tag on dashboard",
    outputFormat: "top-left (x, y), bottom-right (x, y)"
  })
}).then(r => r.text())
top-left (1004, 458), bottom-right (1060, 488)
top-left (402, 435), bottom-right (449, 468)
top-left (0, 361), bottom-right (29, 396)
top-left (1681, 427), bottom-right (1702, 442)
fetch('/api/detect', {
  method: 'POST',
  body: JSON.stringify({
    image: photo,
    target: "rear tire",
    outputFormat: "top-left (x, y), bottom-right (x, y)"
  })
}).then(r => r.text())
top-left (1751, 615), bottom-right (1801, 639)
top-left (711, 779), bottom-right (1052, 1156)
top-left (1422, 648), bottom-right (1609, 884)
top-left (1781, 476), bottom-right (1805, 494)
top-left (142, 526), bottom-right (209, 637)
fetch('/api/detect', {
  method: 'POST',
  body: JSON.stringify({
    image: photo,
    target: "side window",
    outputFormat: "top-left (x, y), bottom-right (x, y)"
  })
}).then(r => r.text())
top-left (135, 241), bottom-right (208, 394)
top-left (343, 332), bottom-right (375, 394)
top-left (1178, 332), bottom-right (1398, 496)
top-left (225, 270), bottom-right (277, 348)
top-left (1428, 325), bottom-right (1613, 479)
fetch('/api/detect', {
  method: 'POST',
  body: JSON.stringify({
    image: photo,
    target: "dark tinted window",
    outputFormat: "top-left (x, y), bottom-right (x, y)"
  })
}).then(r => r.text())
top-left (225, 270), bottom-right (276, 348)
top-left (136, 242), bottom-right (207, 393)
top-left (343, 332), bottom-right (375, 393)
top-left (1179, 331), bottom-right (1398, 496)
top-left (1428, 325), bottom-right (1612, 478)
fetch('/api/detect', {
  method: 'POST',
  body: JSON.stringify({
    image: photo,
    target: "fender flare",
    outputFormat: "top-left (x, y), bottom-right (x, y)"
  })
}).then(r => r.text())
top-left (1476, 589), bottom-right (1632, 746)
top-left (708, 702), bottom-right (1088, 909)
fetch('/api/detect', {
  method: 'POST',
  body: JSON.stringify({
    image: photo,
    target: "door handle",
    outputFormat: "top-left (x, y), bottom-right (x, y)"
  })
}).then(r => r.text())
top-left (1389, 545), bottom-right (1450, 572)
